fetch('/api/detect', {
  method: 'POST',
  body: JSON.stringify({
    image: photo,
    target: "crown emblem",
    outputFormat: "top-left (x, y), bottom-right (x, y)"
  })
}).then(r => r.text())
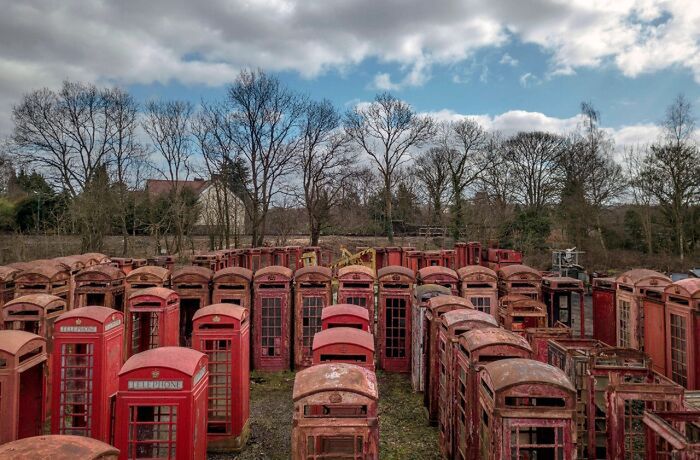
top-left (151, 369), bottom-right (160, 379)
top-left (212, 315), bottom-right (221, 323)
top-left (75, 319), bottom-right (82, 325)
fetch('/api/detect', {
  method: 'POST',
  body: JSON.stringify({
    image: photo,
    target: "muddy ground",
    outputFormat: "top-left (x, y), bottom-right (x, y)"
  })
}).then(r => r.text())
top-left (210, 371), bottom-right (439, 459)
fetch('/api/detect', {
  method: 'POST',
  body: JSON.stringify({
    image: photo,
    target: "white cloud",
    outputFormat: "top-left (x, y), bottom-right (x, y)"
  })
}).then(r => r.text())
top-left (0, 0), bottom-right (699, 136)
top-left (371, 73), bottom-right (401, 91)
top-left (499, 53), bottom-right (519, 66)
top-left (519, 72), bottom-right (541, 87)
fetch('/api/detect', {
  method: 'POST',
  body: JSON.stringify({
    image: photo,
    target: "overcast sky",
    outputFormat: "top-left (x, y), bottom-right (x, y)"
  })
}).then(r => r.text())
top-left (1, 0), bottom-right (699, 147)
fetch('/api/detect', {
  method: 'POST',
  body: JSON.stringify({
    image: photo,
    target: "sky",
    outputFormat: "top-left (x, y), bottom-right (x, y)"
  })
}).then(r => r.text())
top-left (1, 0), bottom-right (700, 148)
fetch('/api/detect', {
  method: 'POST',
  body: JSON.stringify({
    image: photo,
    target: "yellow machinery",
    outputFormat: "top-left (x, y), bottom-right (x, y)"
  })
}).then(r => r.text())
top-left (330, 247), bottom-right (376, 272)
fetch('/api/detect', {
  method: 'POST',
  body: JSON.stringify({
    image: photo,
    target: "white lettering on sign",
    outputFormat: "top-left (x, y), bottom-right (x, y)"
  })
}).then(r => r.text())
top-left (193, 366), bottom-right (207, 385)
top-left (128, 380), bottom-right (183, 390)
top-left (59, 326), bottom-right (97, 333)
top-left (104, 319), bottom-right (122, 331)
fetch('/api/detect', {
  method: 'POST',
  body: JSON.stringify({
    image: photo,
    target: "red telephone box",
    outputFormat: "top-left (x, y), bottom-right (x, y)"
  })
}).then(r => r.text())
top-left (3, 293), bottom-right (66, 350)
top-left (466, 241), bottom-right (482, 265)
top-left (192, 253), bottom-right (218, 272)
top-left (441, 249), bottom-right (456, 269)
top-left (321, 304), bottom-right (370, 331)
top-left (285, 246), bottom-right (303, 271)
top-left (312, 327), bottom-right (375, 370)
top-left (131, 258), bottom-right (147, 270)
top-left (497, 296), bottom-right (547, 335)
top-left (192, 304), bottom-right (250, 452)
top-left (478, 359), bottom-right (577, 460)
top-left (411, 284), bottom-right (451, 392)
top-left (664, 278), bottom-right (700, 389)
top-left (337, 265), bottom-right (376, 331)
top-left (0, 330), bottom-right (47, 444)
top-left (74, 264), bottom-right (126, 312)
top-left (497, 264), bottom-right (542, 300)
top-left (0, 265), bottom-right (19, 310)
top-left (404, 250), bottom-right (422, 272)
top-left (424, 295), bottom-right (473, 425)
top-left (171, 266), bottom-right (213, 347)
top-left (111, 257), bottom-right (134, 275)
top-left (458, 265), bottom-right (498, 316)
top-left (437, 310), bottom-right (498, 458)
top-left (615, 269), bottom-right (671, 352)
top-left (0, 434), bottom-right (119, 459)
top-left (248, 248), bottom-right (262, 272)
top-left (454, 242), bottom-right (467, 269)
top-left (114, 347), bottom-right (208, 460)
top-left (146, 255), bottom-right (175, 272)
top-left (51, 306), bottom-right (124, 442)
top-left (271, 247), bottom-right (287, 267)
top-left (454, 328), bottom-right (533, 460)
top-left (384, 246), bottom-right (402, 266)
top-left (376, 265), bottom-right (414, 373)
top-left (15, 262), bottom-right (73, 310)
top-left (294, 266), bottom-right (332, 369)
top-left (542, 276), bottom-right (585, 335)
top-left (417, 266), bottom-right (459, 295)
top-left (127, 288), bottom-right (180, 357)
top-left (592, 277), bottom-right (617, 345)
top-left (292, 363), bottom-right (379, 459)
top-left (212, 267), bottom-right (252, 309)
top-left (253, 266), bottom-right (292, 371)
top-left (642, 280), bottom-right (672, 375)
top-left (643, 410), bottom-right (700, 459)
top-left (124, 266), bottom-right (171, 299)
top-left (524, 323), bottom-right (572, 362)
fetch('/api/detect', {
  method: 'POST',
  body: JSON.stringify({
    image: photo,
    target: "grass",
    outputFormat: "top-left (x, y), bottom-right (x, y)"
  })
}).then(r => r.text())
top-left (216, 370), bottom-right (439, 459)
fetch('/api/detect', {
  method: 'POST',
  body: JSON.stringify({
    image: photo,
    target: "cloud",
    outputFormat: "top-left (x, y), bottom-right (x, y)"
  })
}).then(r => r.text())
top-left (519, 72), bottom-right (541, 87)
top-left (499, 53), bottom-right (519, 66)
top-left (371, 73), bottom-right (401, 91)
top-left (0, 0), bottom-right (698, 136)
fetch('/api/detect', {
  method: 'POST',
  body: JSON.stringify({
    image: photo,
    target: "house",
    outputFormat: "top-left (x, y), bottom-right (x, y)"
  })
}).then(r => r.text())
top-left (145, 178), bottom-right (245, 236)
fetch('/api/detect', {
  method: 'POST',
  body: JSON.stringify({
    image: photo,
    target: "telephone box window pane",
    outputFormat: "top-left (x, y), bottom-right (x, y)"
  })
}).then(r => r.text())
top-left (204, 339), bottom-right (232, 434)
top-left (669, 313), bottom-right (688, 388)
top-left (262, 297), bottom-right (282, 356)
top-left (129, 405), bottom-right (177, 459)
top-left (59, 343), bottom-right (94, 436)
top-left (470, 296), bottom-right (491, 314)
top-left (302, 297), bottom-right (324, 348)
top-left (619, 300), bottom-right (631, 348)
top-left (385, 298), bottom-right (406, 358)
top-left (347, 297), bottom-right (367, 308)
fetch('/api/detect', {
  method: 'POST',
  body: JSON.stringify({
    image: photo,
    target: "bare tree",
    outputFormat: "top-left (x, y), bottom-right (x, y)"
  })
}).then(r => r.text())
top-left (344, 92), bottom-right (435, 243)
top-left (413, 146), bottom-right (450, 225)
top-left (503, 131), bottom-right (566, 211)
top-left (624, 146), bottom-right (656, 254)
top-left (439, 119), bottom-right (492, 239)
top-left (142, 99), bottom-right (194, 255)
top-left (225, 69), bottom-right (305, 246)
top-left (298, 99), bottom-right (354, 245)
top-left (104, 88), bottom-right (147, 255)
top-left (639, 95), bottom-right (700, 260)
top-left (11, 81), bottom-right (115, 196)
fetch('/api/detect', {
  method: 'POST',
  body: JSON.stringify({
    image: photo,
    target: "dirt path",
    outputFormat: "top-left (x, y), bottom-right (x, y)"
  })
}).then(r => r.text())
top-left (212, 370), bottom-right (439, 459)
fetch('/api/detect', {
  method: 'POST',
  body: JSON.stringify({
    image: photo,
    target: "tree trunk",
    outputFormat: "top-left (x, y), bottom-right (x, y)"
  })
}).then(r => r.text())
top-left (384, 176), bottom-right (394, 243)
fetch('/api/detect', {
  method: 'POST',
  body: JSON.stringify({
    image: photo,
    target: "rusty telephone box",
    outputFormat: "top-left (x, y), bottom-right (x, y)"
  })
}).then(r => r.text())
top-left (477, 359), bottom-right (577, 460)
top-left (294, 266), bottom-right (332, 369)
top-left (497, 296), bottom-right (547, 335)
top-left (437, 309), bottom-right (497, 458)
top-left (643, 409), bottom-right (700, 459)
top-left (15, 262), bottom-right (73, 310)
top-left (664, 278), bottom-right (700, 389)
top-left (0, 265), bottom-right (19, 310)
top-left (542, 276), bottom-right (585, 335)
top-left (424, 295), bottom-right (473, 425)
top-left (458, 265), bottom-right (498, 317)
top-left (592, 277), bottom-right (617, 346)
top-left (642, 276), bottom-right (673, 376)
top-left (377, 265), bottom-right (414, 373)
top-left (114, 347), bottom-right (208, 460)
top-left (192, 253), bottom-right (218, 272)
top-left (253, 266), bottom-right (292, 371)
top-left (453, 328), bottom-right (533, 460)
top-left (615, 269), bottom-right (671, 354)
top-left (51, 306), bottom-right (124, 442)
top-left (321, 304), bottom-right (371, 331)
top-left (497, 264), bottom-right (542, 300)
top-left (74, 264), bottom-right (126, 312)
top-left (171, 266), bottom-right (213, 347)
top-left (285, 246), bottom-right (303, 271)
top-left (0, 330), bottom-right (47, 444)
top-left (291, 363), bottom-right (379, 459)
top-left (411, 284), bottom-right (451, 392)
top-left (337, 265), bottom-right (376, 332)
top-left (417, 266), bottom-right (459, 295)
top-left (0, 434), bottom-right (119, 459)
top-left (127, 287), bottom-right (180, 357)
top-left (312, 327), bottom-right (375, 371)
top-left (192, 304), bottom-right (250, 452)
top-left (212, 267), bottom-right (252, 309)
top-left (111, 257), bottom-right (134, 275)
top-left (2, 293), bottom-right (66, 351)
top-left (124, 265), bottom-right (171, 299)
top-left (524, 323), bottom-right (572, 363)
